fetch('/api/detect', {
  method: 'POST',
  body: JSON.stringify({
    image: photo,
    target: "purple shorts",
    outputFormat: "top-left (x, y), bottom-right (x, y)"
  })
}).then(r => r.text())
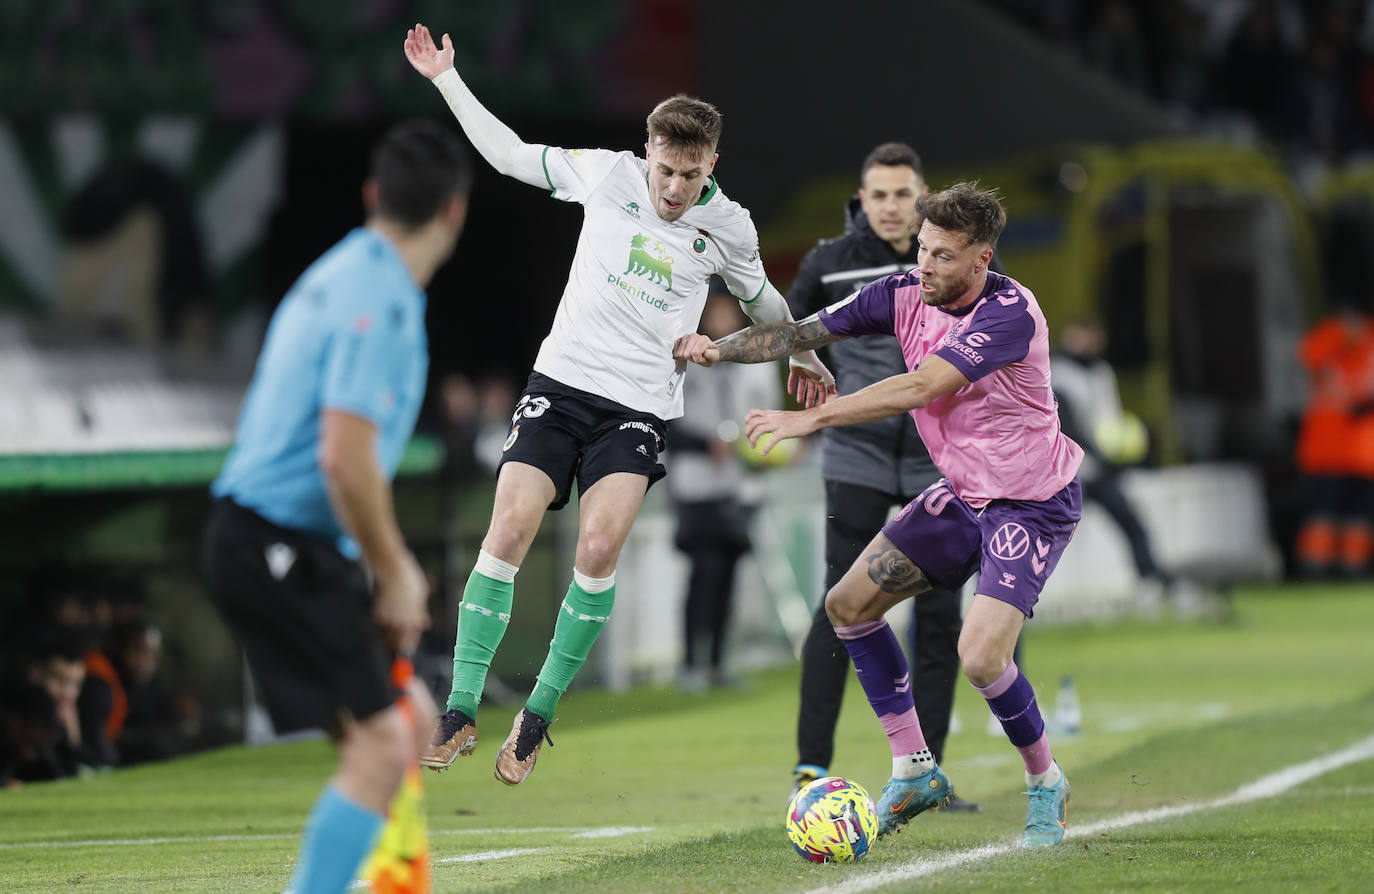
top-left (881, 477), bottom-right (1081, 618)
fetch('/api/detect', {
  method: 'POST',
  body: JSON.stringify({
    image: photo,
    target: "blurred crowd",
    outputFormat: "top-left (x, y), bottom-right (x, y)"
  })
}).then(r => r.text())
top-left (1, 573), bottom-right (200, 787)
top-left (436, 372), bottom-right (521, 484)
top-left (993, 0), bottom-right (1374, 165)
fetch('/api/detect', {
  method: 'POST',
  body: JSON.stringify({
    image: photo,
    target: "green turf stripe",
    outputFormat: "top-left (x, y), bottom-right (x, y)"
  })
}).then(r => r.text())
top-left (0, 435), bottom-right (443, 493)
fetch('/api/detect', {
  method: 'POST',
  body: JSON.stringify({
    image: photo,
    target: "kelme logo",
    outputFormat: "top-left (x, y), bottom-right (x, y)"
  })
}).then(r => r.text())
top-left (623, 201), bottom-right (640, 219)
top-left (692, 235), bottom-right (707, 254)
top-left (625, 233), bottom-right (674, 291)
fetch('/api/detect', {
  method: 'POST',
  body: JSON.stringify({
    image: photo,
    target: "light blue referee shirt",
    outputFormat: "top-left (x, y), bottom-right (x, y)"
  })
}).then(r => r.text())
top-left (212, 227), bottom-right (429, 558)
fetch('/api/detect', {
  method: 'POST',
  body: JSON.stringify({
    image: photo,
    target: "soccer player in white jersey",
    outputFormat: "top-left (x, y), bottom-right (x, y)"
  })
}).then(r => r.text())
top-left (403, 23), bottom-right (835, 785)
top-left (675, 183), bottom-right (1083, 846)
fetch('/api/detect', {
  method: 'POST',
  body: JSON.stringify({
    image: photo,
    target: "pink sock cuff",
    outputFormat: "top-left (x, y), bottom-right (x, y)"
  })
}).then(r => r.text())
top-left (834, 619), bottom-right (887, 640)
top-left (973, 661), bottom-right (1019, 698)
top-left (879, 709), bottom-right (928, 757)
top-left (1018, 732), bottom-right (1053, 775)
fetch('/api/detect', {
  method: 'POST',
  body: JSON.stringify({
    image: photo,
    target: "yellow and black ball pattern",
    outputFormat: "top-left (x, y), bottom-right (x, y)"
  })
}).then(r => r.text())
top-left (785, 776), bottom-right (878, 863)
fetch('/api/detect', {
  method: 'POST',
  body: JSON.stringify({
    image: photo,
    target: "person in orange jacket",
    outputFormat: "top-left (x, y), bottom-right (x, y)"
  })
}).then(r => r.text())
top-left (1294, 304), bottom-right (1374, 577)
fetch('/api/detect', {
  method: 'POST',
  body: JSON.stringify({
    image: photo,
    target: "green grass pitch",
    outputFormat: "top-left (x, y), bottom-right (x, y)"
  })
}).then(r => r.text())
top-left (3, 582), bottom-right (1374, 892)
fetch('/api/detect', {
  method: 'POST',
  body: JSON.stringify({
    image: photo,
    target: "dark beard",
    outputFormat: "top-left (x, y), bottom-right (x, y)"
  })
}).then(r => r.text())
top-left (921, 272), bottom-right (975, 307)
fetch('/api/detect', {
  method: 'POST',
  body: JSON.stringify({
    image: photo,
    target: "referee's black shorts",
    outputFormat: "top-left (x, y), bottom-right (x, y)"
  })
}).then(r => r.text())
top-left (201, 498), bottom-right (394, 735)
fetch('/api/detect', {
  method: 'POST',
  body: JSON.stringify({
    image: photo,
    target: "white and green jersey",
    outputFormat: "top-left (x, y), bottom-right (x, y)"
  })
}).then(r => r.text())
top-left (533, 147), bottom-right (767, 420)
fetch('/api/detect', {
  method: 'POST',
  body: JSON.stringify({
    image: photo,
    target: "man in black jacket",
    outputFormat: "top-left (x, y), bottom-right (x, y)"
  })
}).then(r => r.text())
top-left (786, 143), bottom-right (977, 810)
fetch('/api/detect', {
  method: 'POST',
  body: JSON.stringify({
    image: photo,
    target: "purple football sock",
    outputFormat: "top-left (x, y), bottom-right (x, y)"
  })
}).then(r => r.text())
top-left (835, 619), bottom-right (928, 758)
top-left (974, 661), bottom-right (1053, 774)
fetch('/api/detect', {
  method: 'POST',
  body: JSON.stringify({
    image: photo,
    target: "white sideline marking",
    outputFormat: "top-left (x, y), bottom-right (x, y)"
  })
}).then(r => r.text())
top-left (0, 825), bottom-right (653, 851)
top-left (802, 733), bottom-right (1374, 894)
top-left (0, 832), bottom-right (296, 850)
top-left (435, 847), bottom-right (546, 864)
top-left (569, 825), bottom-right (653, 838)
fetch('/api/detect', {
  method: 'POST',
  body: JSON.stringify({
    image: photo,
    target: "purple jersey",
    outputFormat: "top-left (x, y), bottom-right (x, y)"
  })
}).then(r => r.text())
top-left (820, 270), bottom-right (1082, 508)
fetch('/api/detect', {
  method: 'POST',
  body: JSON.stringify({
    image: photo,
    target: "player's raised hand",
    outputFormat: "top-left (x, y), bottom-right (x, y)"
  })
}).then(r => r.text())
top-left (744, 407), bottom-right (816, 454)
top-left (787, 350), bottom-right (837, 408)
top-left (404, 23), bottom-right (455, 80)
top-left (672, 333), bottom-right (721, 366)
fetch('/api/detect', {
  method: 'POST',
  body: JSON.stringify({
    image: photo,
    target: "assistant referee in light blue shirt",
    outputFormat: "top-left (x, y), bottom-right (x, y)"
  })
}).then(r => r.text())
top-left (203, 120), bottom-right (471, 894)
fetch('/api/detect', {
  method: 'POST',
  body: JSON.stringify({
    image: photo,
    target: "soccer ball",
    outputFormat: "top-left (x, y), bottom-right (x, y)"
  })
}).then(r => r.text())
top-left (785, 776), bottom-right (879, 863)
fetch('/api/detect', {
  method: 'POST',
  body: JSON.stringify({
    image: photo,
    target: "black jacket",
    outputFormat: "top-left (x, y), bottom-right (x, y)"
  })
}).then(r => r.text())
top-left (786, 198), bottom-right (937, 496)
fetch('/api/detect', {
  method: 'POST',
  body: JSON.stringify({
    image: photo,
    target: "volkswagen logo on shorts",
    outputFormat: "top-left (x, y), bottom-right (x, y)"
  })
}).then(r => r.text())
top-left (988, 522), bottom-right (1030, 560)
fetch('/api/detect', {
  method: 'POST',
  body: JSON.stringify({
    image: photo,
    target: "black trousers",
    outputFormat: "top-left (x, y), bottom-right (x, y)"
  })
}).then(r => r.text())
top-left (674, 498), bottom-right (752, 670)
top-left (681, 547), bottom-right (743, 669)
top-left (796, 481), bottom-right (964, 769)
top-left (1082, 473), bottom-right (1161, 581)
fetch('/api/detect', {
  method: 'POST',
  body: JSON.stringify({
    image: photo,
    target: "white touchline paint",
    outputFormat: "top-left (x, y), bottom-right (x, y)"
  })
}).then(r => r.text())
top-left (569, 826), bottom-right (654, 839)
top-left (430, 826), bottom-right (651, 838)
top-left (435, 847), bottom-right (547, 865)
top-left (0, 832), bottom-right (297, 850)
top-left (800, 733), bottom-right (1374, 894)
top-left (0, 826), bottom-right (654, 851)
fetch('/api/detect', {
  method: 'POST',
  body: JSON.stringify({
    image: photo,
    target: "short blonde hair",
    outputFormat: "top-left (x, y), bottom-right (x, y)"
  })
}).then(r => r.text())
top-left (646, 94), bottom-right (722, 155)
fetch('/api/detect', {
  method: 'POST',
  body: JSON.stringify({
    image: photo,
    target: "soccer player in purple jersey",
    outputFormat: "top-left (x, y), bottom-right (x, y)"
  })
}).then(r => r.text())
top-left (673, 182), bottom-right (1083, 846)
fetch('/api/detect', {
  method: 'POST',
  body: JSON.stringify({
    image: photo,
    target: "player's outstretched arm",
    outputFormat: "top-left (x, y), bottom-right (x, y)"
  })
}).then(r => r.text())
top-left (733, 281), bottom-right (836, 407)
top-left (742, 356), bottom-right (972, 455)
top-left (403, 22), bottom-right (547, 187)
top-left (742, 374), bottom-right (914, 457)
top-left (719, 317), bottom-right (843, 364)
top-left (672, 316), bottom-right (841, 405)
top-left (671, 317), bottom-right (842, 366)
top-left (672, 318), bottom-right (840, 407)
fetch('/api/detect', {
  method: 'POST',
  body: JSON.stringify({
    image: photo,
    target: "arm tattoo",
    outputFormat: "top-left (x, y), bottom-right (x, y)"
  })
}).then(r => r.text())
top-left (715, 317), bottom-right (843, 363)
top-left (865, 548), bottom-right (931, 597)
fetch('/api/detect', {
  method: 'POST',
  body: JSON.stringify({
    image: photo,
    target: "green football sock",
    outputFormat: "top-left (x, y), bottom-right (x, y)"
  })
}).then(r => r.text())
top-left (525, 573), bottom-right (615, 722)
top-left (446, 565), bottom-right (514, 716)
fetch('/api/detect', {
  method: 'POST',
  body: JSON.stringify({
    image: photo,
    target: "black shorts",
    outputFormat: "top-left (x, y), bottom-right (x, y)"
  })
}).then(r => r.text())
top-left (500, 371), bottom-right (668, 510)
top-left (201, 498), bottom-right (395, 735)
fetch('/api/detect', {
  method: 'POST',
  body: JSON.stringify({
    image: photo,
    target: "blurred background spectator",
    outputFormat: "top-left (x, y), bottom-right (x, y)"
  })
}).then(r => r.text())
top-left (1, 679), bottom-right (64, 788)
top-left (1292, 303), bottom-right (1374, 578)
top-left (668, 282), bottom-right (790, 692)
top-left (81, 619), bottom-right (201, 767)
top-left (18, 630), bottom-right (88, 779)
top-left (1052, 317), bottom-right (1202, 614)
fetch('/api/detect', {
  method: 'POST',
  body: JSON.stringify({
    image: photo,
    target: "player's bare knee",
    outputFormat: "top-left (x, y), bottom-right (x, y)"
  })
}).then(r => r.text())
top-left (482, 519), bottom-right (532, 563)
top-left (958, 644), bottom-right (1006, 688)
top-left (575, 533), bottom-right (620, 577)
top-left (824, 586), bottom-right (860, 628)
